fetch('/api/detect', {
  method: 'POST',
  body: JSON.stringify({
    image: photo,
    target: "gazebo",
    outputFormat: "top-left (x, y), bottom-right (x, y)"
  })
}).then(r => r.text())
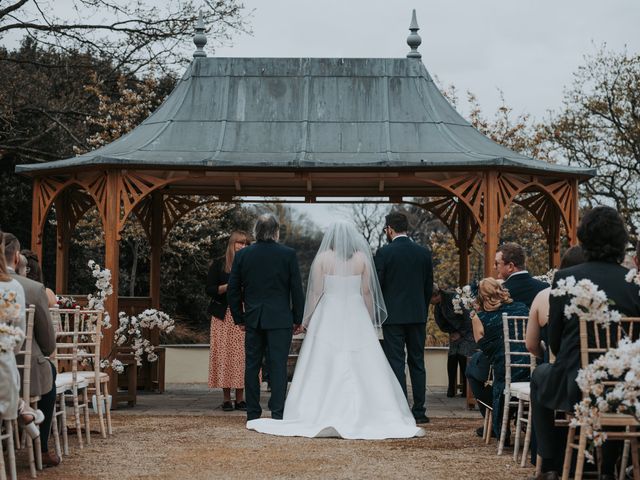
top-left (17, 11), bottom-right (594, 361)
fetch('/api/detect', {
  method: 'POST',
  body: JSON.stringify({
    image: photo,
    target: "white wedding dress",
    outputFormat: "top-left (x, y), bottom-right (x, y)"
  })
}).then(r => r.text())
top-left (247, 269), bottom-right (424, 439)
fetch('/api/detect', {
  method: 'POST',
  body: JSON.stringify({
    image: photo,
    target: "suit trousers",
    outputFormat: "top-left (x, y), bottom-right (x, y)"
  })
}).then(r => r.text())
top-left (382, 323), bottom-right (426, 418)
top-left (244, 325), bottom-right (292, 421)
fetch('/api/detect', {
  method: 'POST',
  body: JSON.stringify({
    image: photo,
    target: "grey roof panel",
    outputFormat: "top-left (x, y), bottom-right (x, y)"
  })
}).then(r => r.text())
top-left (16, 57), bottom-right (594, 177)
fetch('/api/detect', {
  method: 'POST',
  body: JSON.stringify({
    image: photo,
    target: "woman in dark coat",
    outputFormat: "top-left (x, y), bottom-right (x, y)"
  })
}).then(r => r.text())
top-left (207, 230), bottom-right (250, 411)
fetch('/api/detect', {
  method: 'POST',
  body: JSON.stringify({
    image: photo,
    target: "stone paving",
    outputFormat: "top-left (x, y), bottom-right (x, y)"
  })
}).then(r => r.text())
top-left (113, 383), bottom-right (481, 419)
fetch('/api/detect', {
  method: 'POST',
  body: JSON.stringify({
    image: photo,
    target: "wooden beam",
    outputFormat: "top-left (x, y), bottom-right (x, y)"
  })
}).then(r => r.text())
top-left (103, 171), bottom-right (121, 392)
top-left (30, 177), bottom-right (44, 265)
top-left (483, 171), bottom-right (499, 278)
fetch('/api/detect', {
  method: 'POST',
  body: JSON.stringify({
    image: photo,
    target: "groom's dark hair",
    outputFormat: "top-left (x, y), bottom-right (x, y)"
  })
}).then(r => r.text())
top-left (255, 214), bottom-right (280, 242)
top-left (385, 211), bottom-right (409, 233)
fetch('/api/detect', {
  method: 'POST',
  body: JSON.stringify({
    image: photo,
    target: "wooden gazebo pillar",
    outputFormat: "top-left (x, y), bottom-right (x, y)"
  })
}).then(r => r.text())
top-left (483, 171), bottom-right (499, 278)
top-left (53, 190), bottom-right (72, 294)
top-left (457, 207), bottom-right (471, 286)
top-left (102, 171), bottom-right (120, 363)
top-left (149, 192), bottom-right (163, 310)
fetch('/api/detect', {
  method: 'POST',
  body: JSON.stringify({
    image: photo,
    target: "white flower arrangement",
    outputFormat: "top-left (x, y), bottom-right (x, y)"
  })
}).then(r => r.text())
top-left (553, 274), bottom-right (640, 463)
top-left (86, 260), bottom-right (113, 329)
top-left (0, 289), bottom-right (25, 354)
top-left (84, 260), bottom-right (174, 372)
top-left (572, 337), bottom-right (640, 462)
top-left (625, 268), bottom-right (640, 292)
top-left (534, 268), bottom-right (557, 284)
top-left (550, 276), bottom-right (621, 327)
top-left (452, 285), bottom-right (476, 315)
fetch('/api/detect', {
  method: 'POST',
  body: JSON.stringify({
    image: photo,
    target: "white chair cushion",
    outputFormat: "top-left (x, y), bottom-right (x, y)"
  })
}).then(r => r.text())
top-left (76, 371), bottom-right (109, 382)
top-left (56, 372), bottom-right (89, 389)
top-left (510, 382), bottom-right (530, 398)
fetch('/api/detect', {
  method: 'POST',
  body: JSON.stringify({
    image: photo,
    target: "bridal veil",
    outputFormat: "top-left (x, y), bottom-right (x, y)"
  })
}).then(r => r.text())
top-left (302, 221), bottom-right (387, 328)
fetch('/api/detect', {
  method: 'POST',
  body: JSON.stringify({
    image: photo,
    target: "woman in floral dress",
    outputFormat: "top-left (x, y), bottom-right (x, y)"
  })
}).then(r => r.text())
top-left (206, 231), bottom-right (250, 411)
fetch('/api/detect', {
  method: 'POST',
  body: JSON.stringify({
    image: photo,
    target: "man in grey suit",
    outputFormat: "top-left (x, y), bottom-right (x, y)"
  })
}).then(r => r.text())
top-left (4, 233), bottom-right (59, 467)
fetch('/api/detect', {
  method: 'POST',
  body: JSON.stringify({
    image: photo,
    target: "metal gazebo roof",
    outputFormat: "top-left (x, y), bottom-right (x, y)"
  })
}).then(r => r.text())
top-left (16, 38), bottom-right (594, 178)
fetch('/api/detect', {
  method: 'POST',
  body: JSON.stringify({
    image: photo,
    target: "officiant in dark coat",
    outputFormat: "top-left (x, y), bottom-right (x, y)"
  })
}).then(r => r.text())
top-left (530, 206), bottom-right (640, 480)
top-left (374, 211), bottom-right (433, 424)
top-left (227, 214), bottom-right (305, 421)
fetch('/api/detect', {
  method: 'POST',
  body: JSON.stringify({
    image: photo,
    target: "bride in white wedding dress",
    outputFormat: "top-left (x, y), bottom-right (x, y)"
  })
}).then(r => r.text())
top-left (247, 221), bottom-right (424, 439)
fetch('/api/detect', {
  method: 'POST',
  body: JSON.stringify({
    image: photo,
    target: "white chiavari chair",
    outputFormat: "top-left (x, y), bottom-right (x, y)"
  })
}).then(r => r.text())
top-left (562, 316), bottom-right (640, 480)
top-left (14, 306), bottom-right (37, 478)
top-left (498, 314), bottom-right (536, 457)
top-left (73, 309), bottom-right (112, 438)
top-left (52, 308), bottom-right (91, 449)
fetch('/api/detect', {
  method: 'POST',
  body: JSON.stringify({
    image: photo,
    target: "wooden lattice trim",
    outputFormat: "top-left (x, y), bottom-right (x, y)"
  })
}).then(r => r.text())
top-left (412, 197), bottom-right (478, 249)
top-left (53, 188), bottom-right (95, 249)
top-left (133, 194), bottom-right (222, 244)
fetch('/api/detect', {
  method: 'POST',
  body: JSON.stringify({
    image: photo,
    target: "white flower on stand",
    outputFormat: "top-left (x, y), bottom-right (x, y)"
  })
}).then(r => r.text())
top-left (557, 275), bottom-right (640, 463)
top-left (452, 285), bottom-right (476, 315)
top-left (0, 289), bottom-right (25, 353)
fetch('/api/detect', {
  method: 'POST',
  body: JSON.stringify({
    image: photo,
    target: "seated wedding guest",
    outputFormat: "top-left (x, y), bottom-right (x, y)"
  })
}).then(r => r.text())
top-left (0, 231), bottom-right (25, 422)
top-left (431, 284), bottom-right (475, 397)
top-left (206, 230), bottom-right (250, 412)
top-left (467, 242), bottom-right (547, 437)
top-left (21, 250), bottom-right (57, 307)
top-left (526, 246), bottom-right (585, 360)
top-left (470, 278), bottom-right (529, 440)
top-left (17, 253), bottom-right (27, 276)
top-left (530, 207), bottom-right (640, 480)
top-left (3, 233), bottom-right (59, 467)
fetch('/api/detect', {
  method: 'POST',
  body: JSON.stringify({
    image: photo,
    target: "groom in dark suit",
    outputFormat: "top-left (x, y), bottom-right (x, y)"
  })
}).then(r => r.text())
top-left (228, 214), bottom-right (305, 421)
top-left (374, 211), bottom-right (433, 424)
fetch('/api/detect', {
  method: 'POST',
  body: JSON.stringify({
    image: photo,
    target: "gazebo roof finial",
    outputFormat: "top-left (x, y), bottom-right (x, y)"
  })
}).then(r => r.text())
top-left (193, 10), bottom-right (207, 58)
top-left (406, 9), bottom-right (422, 59)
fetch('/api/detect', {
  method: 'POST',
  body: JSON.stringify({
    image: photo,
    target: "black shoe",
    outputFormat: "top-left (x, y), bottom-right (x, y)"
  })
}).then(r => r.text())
top-left (414, 416), bottom-right (430, 424)
top-left (221, 401), bottom-right (234, 412)
top-left (446, 387), bottom-right (455, 398)
top-left (234, 401), bottom-right (247, 411)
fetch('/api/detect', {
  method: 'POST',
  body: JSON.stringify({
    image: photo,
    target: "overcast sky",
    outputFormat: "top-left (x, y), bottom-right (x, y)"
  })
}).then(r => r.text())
top-left (213, 0), bottom-right (640, 227)
top-left (4, 1), bottom-right (639, 228)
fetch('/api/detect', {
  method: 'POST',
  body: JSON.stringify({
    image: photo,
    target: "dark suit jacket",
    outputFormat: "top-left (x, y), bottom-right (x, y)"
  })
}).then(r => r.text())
top-left (374, 236), bottom-right (433, 325)
top-left (539, 261), bottom-right (640, 411)
top-left (205, 259), bottom-right (229, 319)
top-left (503, 271), bottom-right (548, 309)
top-left (10, 273), bottom-right (56, 397)
top-left (227, 240), bottom-right (305, 330)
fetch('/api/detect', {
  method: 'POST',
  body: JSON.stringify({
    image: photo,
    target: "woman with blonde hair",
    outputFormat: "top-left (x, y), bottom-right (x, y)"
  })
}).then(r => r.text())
top-left (206, 231), bottom-right (250, 411)
top-left (471, 277), bottom-right (528, 439)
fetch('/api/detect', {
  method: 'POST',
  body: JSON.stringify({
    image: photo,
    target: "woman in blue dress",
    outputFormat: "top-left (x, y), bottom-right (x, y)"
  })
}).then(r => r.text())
top-left (471, 277), bottom-right (529, 438)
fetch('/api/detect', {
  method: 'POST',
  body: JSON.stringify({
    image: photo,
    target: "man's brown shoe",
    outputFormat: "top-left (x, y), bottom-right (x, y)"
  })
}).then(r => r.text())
top-left (41, 451), bottom-right (61, 467)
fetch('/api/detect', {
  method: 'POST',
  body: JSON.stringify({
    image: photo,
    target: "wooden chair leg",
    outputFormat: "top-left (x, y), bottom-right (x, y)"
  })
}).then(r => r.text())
top-left (618, 432), bottom-right (630, 480)
top-left (485, 410), bottom-right (493, 444)
top-left (51, 403), bottom-right (62, 460)
top-left (95, 383), bottom-right (106, 438)
top-left (521, 402), bottom-right (533, 468)
top-left (103, 382), bottom-right (113, 436)
top-left (25, 433), bottom-right (36, 478)
top-left (629, 437), bottom-right (639, 480)
top-left (73, 386), bottom-right (83, 450)
top-left (6, 420), bottom-right (17, 480)
top-left (513, 398), bottom-right (523, 462)
top-left (59, 393), bottom-right (68, 456)
top-left (498, 393), bottom-right (511, 455)
top-left (0, 423), bottom-right (6, 480)
top-left (561, 425), bottom-right (576, 480)
top-left (82, 388), bottom-right (91, 445)
top-left (574, 429), bottom-right (588, 480)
